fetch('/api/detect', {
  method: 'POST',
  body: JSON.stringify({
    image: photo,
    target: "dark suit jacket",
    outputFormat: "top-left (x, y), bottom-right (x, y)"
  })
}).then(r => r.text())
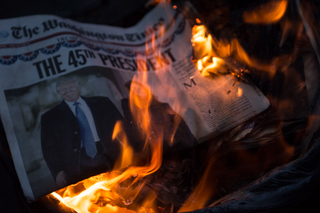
top-left (121, 98), bottom-right (198, 153)
top-left (41, 96), bottom-right (123, 185)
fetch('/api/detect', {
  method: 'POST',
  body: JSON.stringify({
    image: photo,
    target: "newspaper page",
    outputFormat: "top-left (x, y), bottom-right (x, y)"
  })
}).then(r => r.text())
top-left (0, 2), bottom-right (269, 201)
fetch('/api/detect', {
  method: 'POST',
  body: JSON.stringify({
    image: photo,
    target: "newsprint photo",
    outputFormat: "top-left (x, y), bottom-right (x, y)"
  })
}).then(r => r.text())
top-left (0, 2), bottom-right (269, 201)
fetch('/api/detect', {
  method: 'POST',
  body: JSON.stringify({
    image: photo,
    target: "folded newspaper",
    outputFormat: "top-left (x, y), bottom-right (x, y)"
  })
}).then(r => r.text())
top-left (0, 2), bottom-right (269, 201)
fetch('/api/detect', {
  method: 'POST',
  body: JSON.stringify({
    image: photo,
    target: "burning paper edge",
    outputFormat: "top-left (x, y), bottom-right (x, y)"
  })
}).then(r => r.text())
top-left (46, 0), bottom-right (302, 212)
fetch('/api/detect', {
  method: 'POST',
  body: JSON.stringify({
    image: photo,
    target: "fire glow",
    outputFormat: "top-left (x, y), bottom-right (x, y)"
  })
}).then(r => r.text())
top-left (51, 80), bottom-right (163, 212)
top-left (49, 0), bottom-right (294, 212)
top-left (50, 12), bottom-right (167, 212)
top-left (192, 24), bottom-right (284, 77)
top-left (243, 0), bottom-right (288, 24)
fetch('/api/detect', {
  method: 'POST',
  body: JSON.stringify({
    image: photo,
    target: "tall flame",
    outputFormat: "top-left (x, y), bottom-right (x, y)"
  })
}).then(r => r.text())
top-left (243, 0), bottom-right (288, 24)
top-left (51, 83), bottom-right (163, 213)
top-left (50, 16), bottom-right (170, 213)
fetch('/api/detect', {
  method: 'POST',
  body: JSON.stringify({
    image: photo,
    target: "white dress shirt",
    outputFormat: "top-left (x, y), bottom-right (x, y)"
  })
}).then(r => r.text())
top-left (65, 97), bottom-right (100, 143)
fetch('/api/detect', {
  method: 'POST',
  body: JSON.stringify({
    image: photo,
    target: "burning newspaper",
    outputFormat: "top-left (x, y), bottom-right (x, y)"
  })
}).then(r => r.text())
top-left (0, 2), bottom-right (269, 202)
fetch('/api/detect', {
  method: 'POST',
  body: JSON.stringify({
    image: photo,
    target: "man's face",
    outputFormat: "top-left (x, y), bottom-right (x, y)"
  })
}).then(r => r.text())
top-left (130, 82), bottom-right (149, 98)
top-left (57, 82), bottom-right (81, 102)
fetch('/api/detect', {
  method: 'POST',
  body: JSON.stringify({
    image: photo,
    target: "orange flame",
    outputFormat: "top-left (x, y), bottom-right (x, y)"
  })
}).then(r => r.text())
top-left (192, 24), bottom-right (291, 76)
top-left (243, 0), bottom-right (288, 24)
top-left (178, 159), bottom-right (216, 212)
top-left (51, 82), bottom-right (163, 212)
top-left (50, 19), bottom-right (170, 213)
top-left (112, 121), bottom-right (134, 170)
top-left (51, 113), bottom-right (162, 213)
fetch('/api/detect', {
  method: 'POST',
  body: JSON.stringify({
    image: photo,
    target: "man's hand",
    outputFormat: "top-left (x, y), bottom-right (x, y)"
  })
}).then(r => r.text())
top-left (56, 171), bottom-right (69, 188)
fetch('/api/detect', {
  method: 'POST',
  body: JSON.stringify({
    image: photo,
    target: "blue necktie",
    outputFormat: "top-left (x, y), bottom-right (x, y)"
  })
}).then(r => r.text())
top-left (74, 102), bottom-right (97, 158)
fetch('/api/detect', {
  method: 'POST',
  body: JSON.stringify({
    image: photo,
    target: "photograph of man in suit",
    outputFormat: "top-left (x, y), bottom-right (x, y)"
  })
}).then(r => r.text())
top-left (41, 77), bottom-right (123, 188)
